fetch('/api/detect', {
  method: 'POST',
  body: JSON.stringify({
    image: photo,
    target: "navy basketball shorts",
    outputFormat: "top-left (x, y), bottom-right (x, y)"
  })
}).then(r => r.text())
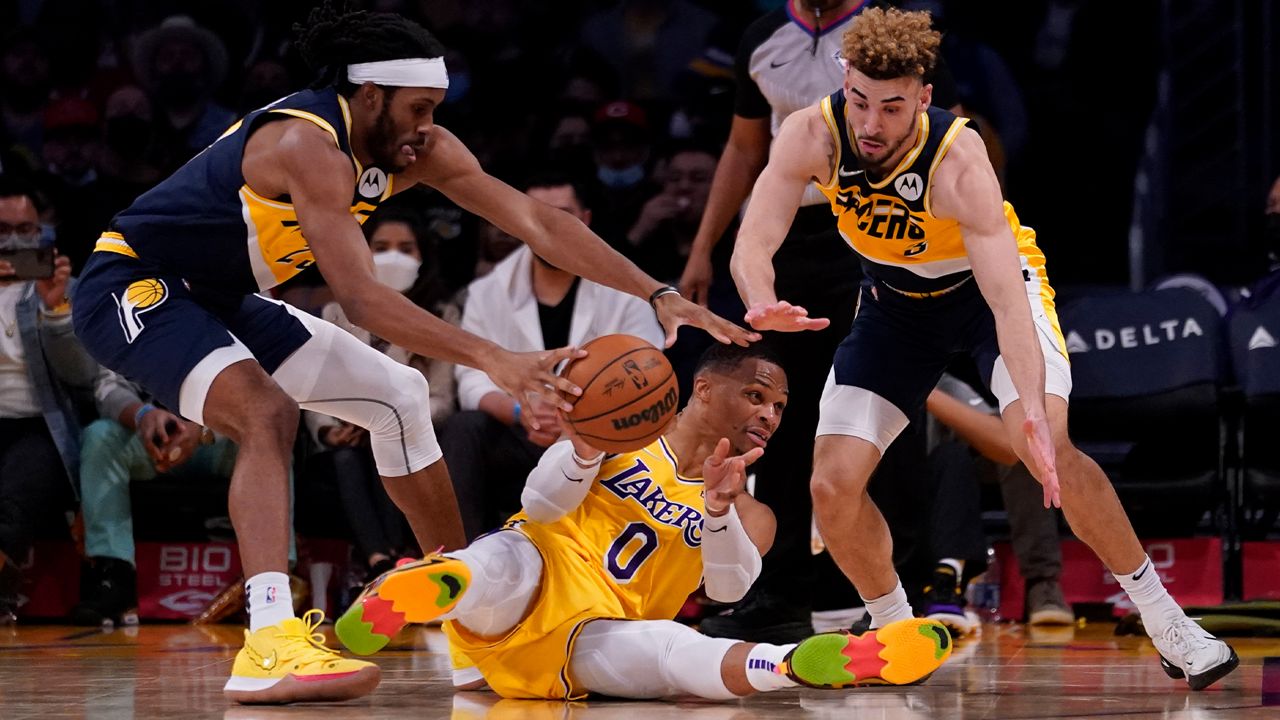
top-left (73, 250), bottom-right (309, 417)
top-left (73, 250), bottom-right (443, 476)
top-left (816, 275), bottom-right (1072, 453)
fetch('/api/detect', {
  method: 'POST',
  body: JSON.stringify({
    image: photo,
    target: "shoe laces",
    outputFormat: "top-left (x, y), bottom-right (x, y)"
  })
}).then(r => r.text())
top-left (277, 609), bottom-right (342, 664)
top-left (1161, 614), bottom-right (1212, 657)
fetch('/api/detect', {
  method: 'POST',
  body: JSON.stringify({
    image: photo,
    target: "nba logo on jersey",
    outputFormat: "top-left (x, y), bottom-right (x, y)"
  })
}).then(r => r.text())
top-left (358, 168), bottom-right (388, 199)
top-left (113, 278), bottom-right (168, 344)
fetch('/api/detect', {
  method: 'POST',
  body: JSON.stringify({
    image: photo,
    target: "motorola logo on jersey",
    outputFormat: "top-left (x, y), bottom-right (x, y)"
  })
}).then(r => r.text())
top-left (894, 172), bottom-right (924, 201)
top-left (113, 278), bottom-right (169, 344)
top-left (853, 196), bottom-right (926, 243)
top-left (358, 167), bottom-right (388, 199)
top-left (1064, 317), bottom-right (1205, 353)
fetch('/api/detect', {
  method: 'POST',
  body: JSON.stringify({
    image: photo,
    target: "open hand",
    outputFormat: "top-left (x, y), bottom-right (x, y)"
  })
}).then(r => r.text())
top-left (484, 346), bottom-right (587, 414)
top-left (653, 292), bottom-right (759, 348)
top-left (1023, 413), bottom-right (1060, 508)
top-left (702, 438), bottom-right (765, 515)
top-left (744, 301), bottom-right (829, 332)
top-left (677, 250), bottom-right (713, 307)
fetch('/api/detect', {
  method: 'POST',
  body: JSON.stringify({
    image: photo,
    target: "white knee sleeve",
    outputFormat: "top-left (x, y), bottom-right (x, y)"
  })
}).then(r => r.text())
top-left (445, 530), bottom-right (542, 638)
top-left (570, 620), bottom-right (738, 700)
top-left (269, 305), bottom-right (442, 476)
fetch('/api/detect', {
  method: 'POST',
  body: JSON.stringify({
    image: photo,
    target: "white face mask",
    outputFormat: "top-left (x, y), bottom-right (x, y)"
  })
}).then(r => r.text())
top-left (372, 250), bottom-right (422, 293)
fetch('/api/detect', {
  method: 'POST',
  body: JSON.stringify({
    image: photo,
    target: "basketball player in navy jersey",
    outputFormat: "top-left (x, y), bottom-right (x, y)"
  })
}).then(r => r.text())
top-left (731, 7), bottom-right (1237, 689)
top-left (71, 2), bottom-right (753, 704)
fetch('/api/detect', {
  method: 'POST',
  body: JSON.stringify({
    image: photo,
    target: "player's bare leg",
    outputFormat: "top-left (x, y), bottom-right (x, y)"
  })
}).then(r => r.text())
top-left (1003, 394), bottom-right (1237, 690)
top-left (203, 360), bottom-right (379, 703)
top-left (1001, 395), bottom-right (1143, 573)
top-left (381, 460), bottom-right (466, 552)
top-left (202, 361), bottom-right (297, 584)
top-left (810, 435), bottom-right (911, 625)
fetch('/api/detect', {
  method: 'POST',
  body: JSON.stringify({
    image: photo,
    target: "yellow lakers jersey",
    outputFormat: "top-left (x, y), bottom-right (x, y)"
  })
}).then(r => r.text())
top-left (816, 91), bottom-right (1049, 298)
top-left (103, 88), bottom-right (394, 294)
top-left (511, 437), bottom-right (707, 620)
top-left (442, 437), bottom-right (708, 700)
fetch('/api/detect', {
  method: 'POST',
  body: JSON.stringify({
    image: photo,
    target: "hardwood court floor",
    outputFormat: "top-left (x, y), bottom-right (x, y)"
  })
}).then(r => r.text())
top-left (2, 621), bottom-right (1277, 719)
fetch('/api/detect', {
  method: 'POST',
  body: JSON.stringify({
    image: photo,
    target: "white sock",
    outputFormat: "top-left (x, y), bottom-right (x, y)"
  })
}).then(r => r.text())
top-left (862, 580), bottom-right (914, 629)
top-left (246, 572), bottom-right (295, 632)
top-left (745, 643), bottom-right (798, 692)
top-left (1113, 556), bottom-right (1182, 636)
top-left (939, 558), bottom-right (964, 576)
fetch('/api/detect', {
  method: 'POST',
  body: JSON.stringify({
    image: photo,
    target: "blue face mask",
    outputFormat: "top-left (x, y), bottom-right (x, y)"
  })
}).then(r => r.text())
top-left (445, 72), bottom-right (470, 103)
top-left (597, 163), bottom-right (646, 189)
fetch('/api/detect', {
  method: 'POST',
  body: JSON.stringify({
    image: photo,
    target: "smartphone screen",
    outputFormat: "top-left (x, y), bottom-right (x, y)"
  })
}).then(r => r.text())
top-left (0, 247), bottom-right (55, 280)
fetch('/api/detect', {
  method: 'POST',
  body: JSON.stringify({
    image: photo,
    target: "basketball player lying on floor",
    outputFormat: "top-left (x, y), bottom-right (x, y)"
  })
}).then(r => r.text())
top-left (336, 344), bottom-right (952, 700)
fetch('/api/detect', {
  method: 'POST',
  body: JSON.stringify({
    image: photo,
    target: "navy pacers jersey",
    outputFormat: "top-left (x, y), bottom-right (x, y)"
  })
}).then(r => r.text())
top-left (106, 88), bottom-right (396, 294)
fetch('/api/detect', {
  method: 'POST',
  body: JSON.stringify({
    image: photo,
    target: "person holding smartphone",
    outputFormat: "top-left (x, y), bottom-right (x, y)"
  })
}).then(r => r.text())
top-left (0, 174), bottom-right (97, 623)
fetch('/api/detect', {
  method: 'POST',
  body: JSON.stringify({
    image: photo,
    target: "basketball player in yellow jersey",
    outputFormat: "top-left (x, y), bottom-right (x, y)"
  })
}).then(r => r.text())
top-left (336, 344), bottom-right (952, 700)
top-left (729, 7), bottom-right (1237, 690)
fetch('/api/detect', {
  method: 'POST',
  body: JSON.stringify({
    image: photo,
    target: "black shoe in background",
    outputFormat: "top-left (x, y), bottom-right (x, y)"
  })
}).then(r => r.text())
top-left (698, 593), bottom-right (814, 644)
top-left (71, 557), bottom-right (137, 626)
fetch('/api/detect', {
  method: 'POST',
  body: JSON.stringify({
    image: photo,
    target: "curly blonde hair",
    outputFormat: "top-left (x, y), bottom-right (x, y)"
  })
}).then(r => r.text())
top-left (841, 7), bottom-right (940, 81)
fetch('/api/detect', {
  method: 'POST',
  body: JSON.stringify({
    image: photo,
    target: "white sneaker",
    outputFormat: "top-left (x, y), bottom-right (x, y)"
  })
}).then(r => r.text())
top-left (1150, 614), bottom-right (1238, 691)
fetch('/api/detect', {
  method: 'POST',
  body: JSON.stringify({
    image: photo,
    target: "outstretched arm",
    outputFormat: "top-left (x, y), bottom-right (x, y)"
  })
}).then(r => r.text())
top-left (730, 107), bottom-right (835, 333)
top-left (931, 128), bottom-right (1058, 506)
top-left (280, 122), bottom-right (580, 407)
top-left (412, 127), bottom-right (757, 347)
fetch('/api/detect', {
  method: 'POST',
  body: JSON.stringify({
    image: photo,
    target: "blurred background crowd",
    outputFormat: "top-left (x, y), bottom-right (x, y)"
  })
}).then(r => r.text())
top-left (0, 0), bottom-right (1277, 638)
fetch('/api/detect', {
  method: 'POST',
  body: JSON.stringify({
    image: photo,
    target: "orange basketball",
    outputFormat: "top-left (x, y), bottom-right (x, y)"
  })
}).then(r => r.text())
top-left (561, 334), bottom-right (679, 454)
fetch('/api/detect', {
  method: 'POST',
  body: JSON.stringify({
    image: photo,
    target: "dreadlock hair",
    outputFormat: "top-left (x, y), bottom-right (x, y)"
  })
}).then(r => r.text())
top-left (293, 0), bottom-right (446, 96)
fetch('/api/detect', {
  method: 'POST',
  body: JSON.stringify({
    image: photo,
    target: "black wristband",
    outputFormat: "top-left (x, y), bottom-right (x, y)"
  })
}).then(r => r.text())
top-left (648, 285), bottom-right (680, 307)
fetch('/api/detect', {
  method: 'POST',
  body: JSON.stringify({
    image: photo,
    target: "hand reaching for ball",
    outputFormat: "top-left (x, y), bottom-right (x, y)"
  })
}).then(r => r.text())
top-left (702, 438), bottom-right (764, 517)
top-left (484, 346), bottom-right (586, 414)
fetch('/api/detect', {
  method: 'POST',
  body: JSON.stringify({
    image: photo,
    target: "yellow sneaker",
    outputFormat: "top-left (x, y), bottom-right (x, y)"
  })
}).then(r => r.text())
top-left (223, 609), bottom-right (381, 704)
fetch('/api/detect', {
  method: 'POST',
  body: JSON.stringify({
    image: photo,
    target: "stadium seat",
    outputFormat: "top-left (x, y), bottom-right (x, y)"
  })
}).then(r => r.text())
top-left (1057, 287), bottom-right (1228, 537)
top-left (1228, 289), bottom-right (1280, 538)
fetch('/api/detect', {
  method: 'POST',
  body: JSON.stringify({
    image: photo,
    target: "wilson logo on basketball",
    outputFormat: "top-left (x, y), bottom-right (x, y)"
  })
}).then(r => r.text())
top-left (611, 387), bottom-right (678, 430)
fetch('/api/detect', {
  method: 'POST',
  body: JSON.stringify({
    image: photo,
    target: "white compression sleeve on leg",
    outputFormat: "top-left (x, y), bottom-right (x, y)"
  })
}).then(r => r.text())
top-left (701, 504), bottom-right (762, 603)
top-left (570, 620), bottom-right (739, 700)
top-left (520, 440), bottom-right (601, 523)
top-left (442, 530), bottom-right (543, 638)
top-left (269, 303), bottom-right (442, 475)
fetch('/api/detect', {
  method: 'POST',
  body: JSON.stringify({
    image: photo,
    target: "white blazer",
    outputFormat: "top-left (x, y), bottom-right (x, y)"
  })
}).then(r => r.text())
top-left (455, 246), bottom-right (665, 410)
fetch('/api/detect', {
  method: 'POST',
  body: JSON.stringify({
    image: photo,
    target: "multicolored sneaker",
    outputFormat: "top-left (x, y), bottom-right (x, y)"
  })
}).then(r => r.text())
top-left (335, 554), bottom-right (471, 656)
top-left (223, 609), bottom-right (380, 704)
top-left (780, 617), bottom-right (953, 688)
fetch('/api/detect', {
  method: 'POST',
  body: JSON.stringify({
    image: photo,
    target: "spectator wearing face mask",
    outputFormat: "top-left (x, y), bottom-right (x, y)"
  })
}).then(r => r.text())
top-left (131, 15), bottom-right (235, 166)
top-left (590, 101), bottom-right (657, 249)
top-left (302, 211), bottom-right (458, 579)
top-left (627, 143), bottom-right (721, 284)
top-left (0, 175), bottom-right (96, 622)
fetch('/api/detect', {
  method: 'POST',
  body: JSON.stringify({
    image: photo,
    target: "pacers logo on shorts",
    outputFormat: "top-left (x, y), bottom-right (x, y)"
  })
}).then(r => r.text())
top-left (113, 278), bottom-right (168, 344)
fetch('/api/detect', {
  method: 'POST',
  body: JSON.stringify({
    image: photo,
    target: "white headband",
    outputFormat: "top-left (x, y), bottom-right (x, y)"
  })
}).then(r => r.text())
top-left (347, 57), bottom-right (449, 89)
